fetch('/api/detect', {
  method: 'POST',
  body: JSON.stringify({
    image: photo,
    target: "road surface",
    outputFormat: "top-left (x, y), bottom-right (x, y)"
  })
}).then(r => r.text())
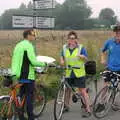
top-left (38, 80), bottom-right (120, 120)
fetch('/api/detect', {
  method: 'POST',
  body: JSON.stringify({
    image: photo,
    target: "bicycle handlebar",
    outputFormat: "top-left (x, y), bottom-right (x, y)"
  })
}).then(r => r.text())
top-left (101, 70), bottom-right (120, 77)
top-left (48, 64), bottom-right (80, 70)
top-left (0, 68), bottom-right (12, 76)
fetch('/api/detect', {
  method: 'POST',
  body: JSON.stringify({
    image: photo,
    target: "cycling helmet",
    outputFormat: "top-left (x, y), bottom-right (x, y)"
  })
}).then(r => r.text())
top-left (113, 24), bottom-right (120, 32)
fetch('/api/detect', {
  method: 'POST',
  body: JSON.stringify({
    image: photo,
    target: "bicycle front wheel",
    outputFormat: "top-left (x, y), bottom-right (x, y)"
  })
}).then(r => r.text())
top-left (93, 86), bottom-right (115, 118)
top-left (33, 84), bottom-right (47, 118)
top-left (54, 83), bottom-right (66, 120)
top-left (112, 88), bottom-right (120, 111)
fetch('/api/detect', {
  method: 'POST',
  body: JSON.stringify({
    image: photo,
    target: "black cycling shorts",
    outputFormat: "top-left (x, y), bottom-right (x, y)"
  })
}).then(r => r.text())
top-left (65, 77), bottom-right (86, 88)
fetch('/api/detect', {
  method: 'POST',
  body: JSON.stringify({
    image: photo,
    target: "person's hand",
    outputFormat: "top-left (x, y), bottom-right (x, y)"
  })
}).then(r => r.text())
top-left (77, 54), bottom-right (88, 61)
top-left (78, 54), bottom-right (85, 59)
top-left (101, 59), bottom-right (106, 65)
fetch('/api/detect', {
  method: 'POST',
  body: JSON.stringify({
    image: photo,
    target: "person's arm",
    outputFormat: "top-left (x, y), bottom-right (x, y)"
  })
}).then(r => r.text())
top-left (60, 49), bottom-right (65, 66)
top-left (100, 40), bottom-right (109, 65)
top-left (78, 47), bottom-right (88, 61)
top-left (11, 45), bottom-right (21, 78)
top-left (27, 43), bottom-right (46, 67)
top-left (101, 52), bottom-right (107, 65)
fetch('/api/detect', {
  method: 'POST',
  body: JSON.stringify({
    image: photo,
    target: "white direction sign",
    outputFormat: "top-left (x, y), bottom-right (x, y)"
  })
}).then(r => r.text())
top-left (12, 16), bottom-right (33, 28)
top-left (35, 17), bottom-right (55, 28)
top-left (34, 0), bottom-right (55, 9)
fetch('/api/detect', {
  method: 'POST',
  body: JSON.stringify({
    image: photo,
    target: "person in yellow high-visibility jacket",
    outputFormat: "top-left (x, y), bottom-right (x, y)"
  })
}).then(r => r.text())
top-left (60, 31), bottom-right (91, 117)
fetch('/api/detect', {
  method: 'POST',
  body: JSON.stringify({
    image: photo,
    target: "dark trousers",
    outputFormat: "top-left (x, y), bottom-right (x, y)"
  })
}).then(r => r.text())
top-left (18, 82), bottom-right (35, 120)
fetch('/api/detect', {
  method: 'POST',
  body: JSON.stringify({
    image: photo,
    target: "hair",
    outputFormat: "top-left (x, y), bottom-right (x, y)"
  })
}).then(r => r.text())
top-left (113, 25), bottom-right (120, 32)
top-left (23, 29), bottom-right (34, 38)
top-left (67, 31), bottom-right (78, 39)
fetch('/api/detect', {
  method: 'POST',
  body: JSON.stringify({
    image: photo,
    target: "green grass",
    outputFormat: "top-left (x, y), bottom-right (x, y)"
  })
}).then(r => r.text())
top-left (0, 30), bottom-right (113, 96)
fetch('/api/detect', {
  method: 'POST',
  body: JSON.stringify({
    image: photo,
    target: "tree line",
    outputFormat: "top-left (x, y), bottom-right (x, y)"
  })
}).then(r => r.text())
top-left (0, 0), bottom-right (118, 30)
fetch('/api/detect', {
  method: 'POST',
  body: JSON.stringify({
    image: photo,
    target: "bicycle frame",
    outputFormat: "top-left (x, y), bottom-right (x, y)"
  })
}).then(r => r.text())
top-left (9, 83), bottom-right (26, 108)
top-left (0, 83), bottom-right (26, 118)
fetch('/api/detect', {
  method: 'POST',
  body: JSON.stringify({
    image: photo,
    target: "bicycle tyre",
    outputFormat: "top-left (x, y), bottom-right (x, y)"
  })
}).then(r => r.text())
top-left (0, 96), bottom-right (18, 120)
top-left (54, 83), bottom-right (66, 120)
top-left (33, 84), bottom-right (47, 118)
top-left (112, 90), bottom-right (120, 111)
top-left (93, 86), bottom-right (115, 118)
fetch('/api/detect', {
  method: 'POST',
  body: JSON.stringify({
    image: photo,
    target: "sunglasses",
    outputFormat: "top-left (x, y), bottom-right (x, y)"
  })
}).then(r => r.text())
top-left (68, 37), bottom-right (76, 40)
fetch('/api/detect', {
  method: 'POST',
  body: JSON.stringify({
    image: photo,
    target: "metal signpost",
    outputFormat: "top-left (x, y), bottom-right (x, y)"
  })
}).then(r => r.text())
top-left (12, 0), bottom-right (55, 29)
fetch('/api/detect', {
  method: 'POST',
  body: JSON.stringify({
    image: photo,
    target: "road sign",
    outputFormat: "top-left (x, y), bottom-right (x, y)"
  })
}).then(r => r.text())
top-left (12, 16), bottom-right (33, 28)
top-left (34, 0), bottom-right (55, 9)
top-left (12, 15), bottom-right (55, 29)
top-left (35, 17), bottom-right (55, 28)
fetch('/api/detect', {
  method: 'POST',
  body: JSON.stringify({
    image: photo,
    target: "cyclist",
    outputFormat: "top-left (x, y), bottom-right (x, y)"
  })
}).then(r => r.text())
top-left (99, 24), bottom-right (120, 111)
top-left (11, 29), bottom-right (47, 120)
top-left (101, 24), bottom-right (120, 83)
top-left (60, 31), bottom-right (91, 117)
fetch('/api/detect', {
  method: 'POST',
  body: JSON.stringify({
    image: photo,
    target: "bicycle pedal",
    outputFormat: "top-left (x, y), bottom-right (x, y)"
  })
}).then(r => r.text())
top-left (72, 94), bottom-right (78, 103)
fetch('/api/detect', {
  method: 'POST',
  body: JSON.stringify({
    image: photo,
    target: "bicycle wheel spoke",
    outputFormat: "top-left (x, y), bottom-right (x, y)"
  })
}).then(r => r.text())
top-left (93, 86), bottom-right (115, 118)
top-left (0, 97), bottom-right (18, 120)
top-left (112, 90), bottom-right (120, 111)
top-left (33, 85), bottom-right (46, 118)
top-left (54, 84), bottom-right (65, 120)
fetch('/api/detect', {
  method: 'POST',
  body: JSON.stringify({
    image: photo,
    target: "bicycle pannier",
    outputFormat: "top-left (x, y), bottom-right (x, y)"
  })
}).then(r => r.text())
top-left (85, 61), bottom-right (96, 75)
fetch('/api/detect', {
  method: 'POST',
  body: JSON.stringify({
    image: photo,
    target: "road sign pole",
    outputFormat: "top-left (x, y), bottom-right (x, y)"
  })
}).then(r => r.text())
top-left (33, 0), bottom-right (36, 29)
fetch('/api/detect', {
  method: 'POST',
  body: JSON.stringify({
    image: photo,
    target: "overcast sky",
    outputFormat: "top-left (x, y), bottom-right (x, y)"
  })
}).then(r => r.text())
top-left (0, 0), bottom-right (120, 20)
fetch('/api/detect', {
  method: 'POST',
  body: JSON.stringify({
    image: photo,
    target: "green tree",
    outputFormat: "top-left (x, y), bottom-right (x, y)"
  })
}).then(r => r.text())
top-left (27, 1), bottom-right (33, 10)
top-left (99, 8), bottom-right (117, 27)
top-left (19, 3), bottom-right (26, 10)
top-left (55, 0), bottom-right (92, 29)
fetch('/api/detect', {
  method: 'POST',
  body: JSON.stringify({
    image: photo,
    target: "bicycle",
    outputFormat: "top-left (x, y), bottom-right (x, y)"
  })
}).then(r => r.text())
top-left (52, 65), bottom-right (89, 120)
top-left (93, 70), bottom-right (120, 118)
top-left (0, 68), bottom-right (47, 120)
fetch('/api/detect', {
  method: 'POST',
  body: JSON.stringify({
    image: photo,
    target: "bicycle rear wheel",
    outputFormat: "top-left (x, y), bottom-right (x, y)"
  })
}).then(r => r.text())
top-left (54, 83), bottom-right (66, 120)
top-left (93, 86), bottom-right (115, 118)
top-left (0, 96), bottom-right (17, 120)
top-left (33, 84), bottom-right (47, 118)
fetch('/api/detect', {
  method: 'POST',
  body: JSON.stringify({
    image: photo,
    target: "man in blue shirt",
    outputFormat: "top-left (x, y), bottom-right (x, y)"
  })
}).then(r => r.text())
top-left (97, 25), bottom-right (120, 113)
top-left (101, 25), bottom-right (120, 82)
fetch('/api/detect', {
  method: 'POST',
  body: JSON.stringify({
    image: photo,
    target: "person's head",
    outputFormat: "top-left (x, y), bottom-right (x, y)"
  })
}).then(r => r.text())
top-left (113, 24), bottom-right (120, 42)
top-left (67, 31), bottom-right (78, 47)
top-left (23, 29), bottom-right (35, 41)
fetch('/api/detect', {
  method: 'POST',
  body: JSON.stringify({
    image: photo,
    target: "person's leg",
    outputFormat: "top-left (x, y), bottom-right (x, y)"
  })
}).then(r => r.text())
top-left (75, 77), bottom-right (91, 113)
top-left (79, 88), bottom-right (91, 112)
top-left (64, 78), bottom-right (72, 111)
top-left (64, 88), bottom-right (71, 107)
top-left (18, 84), bottom-right (26, 120)
top-left (26, 82), bottom-right (35, 120)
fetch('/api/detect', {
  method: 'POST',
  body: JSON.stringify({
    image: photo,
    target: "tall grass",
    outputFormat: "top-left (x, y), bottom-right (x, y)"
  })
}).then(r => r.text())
top-left (0, 30), bottom-right (114, 96)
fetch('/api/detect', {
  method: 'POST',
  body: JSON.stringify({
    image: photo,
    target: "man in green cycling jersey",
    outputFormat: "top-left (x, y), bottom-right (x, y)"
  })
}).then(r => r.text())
top-left (11, 29), bottom-right (46, 120)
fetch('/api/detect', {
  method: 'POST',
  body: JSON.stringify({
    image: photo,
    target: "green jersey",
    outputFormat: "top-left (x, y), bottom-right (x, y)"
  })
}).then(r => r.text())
top-left (11, 40), bottom-right (46, 80)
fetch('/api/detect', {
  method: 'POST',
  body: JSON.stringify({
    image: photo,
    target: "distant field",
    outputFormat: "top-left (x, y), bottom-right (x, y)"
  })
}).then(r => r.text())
top-left (0, 30), bottom-right (114, 95)
top-left (0, 30), bottom-right (113, 69)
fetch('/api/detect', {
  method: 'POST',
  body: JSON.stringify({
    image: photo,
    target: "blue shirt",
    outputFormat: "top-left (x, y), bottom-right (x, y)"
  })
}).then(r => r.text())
top-left (102, 37), bottom-right (120, 71)
top-left (19, 79), bottom-right (33, 83)
top-left (61, 46), bottom-right (88, 78)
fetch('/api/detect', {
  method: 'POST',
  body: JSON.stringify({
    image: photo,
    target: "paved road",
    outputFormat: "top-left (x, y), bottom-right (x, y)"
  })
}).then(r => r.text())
top-left (38, 81), bottom-right (120, 120)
